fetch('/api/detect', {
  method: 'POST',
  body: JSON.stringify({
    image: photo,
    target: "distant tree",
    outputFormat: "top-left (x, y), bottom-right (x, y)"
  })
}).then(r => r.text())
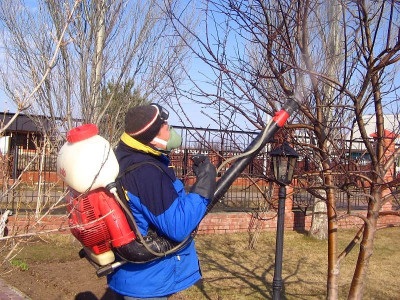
top-left (0, 0), bottom-right (194, 141)
top-left (0, 0), bottom-right (195, 241)
top-left (98, 78), bottom-right (148, 145)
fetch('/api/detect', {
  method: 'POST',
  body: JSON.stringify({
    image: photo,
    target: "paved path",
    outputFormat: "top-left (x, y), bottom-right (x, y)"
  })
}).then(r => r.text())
top-left (0, 278), bottom-right (30, 299)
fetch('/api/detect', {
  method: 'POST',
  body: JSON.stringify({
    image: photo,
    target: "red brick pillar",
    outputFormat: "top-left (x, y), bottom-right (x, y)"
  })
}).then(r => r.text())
top-left (272, 183), bottom-right (294, 229)
top-left (285, 185), bottom-right (294, 229)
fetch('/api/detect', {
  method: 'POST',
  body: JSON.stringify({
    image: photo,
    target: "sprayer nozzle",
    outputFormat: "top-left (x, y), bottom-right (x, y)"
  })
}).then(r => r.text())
top-left (282, 97), bottom-right (300, 115)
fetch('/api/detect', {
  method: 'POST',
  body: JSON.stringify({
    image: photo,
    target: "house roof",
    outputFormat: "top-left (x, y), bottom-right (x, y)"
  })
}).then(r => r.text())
top-left (351, 114), bottom-right (400, 140)
top-left (370, 129), bottom-right (397, 139)
top-left (347, 114), bottom-right (400, 151)
top-left (0, 112), bottom-right (49, 133)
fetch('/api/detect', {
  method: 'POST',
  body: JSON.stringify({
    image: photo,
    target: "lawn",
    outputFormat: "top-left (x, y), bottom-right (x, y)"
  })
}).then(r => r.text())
top-left (183, 228), bottom-right (399, 299)
top-left (0, 227), bottom-right (399, 299)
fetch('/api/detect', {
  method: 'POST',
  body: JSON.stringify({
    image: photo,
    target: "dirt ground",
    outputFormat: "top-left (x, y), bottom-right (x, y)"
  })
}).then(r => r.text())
top-left (1, 259), bottom-right (112, 300)
top-left (0, 231), bottom-right (191, 300)
top-left (0, 256), bottom-right (187, 300)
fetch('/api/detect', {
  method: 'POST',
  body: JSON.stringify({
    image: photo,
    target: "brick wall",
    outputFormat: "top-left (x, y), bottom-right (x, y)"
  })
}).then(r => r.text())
top-left (197, 211), bottom-right (295, 234)
top-left (6, 210), bottom-right (400, 237)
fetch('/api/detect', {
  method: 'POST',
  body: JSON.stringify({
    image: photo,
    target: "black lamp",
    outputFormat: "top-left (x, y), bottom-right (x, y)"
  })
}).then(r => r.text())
top-left (270, 141), bottom-right (299, 300)
top-left (270, 141), bottom-right (299, 186)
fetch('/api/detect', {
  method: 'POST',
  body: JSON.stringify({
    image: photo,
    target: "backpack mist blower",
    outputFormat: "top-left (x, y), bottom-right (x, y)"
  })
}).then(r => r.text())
top-left (57, 99), bottom-right (298, 277)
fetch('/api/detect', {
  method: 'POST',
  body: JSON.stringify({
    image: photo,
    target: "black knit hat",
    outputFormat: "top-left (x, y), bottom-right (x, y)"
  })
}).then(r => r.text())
top-left (125, 104), bottom-right (166, 144)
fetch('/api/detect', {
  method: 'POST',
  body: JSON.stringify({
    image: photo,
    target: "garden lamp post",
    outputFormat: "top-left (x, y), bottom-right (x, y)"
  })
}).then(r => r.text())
top-left (270, 141), bottom-right (299, 300)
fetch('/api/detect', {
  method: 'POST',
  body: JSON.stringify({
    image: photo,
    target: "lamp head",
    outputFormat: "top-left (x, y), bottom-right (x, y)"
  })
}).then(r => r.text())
top-left (270, 141), bottom-right (299, 185)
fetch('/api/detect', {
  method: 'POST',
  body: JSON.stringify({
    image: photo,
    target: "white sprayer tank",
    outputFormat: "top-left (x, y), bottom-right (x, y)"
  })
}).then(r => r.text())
top-left (57, 124), bottom-right (119, 193)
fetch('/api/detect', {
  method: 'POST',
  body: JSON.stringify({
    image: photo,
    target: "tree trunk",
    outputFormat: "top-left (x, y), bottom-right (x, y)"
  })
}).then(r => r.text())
top-left (309, 194), bottom-right (328, 240)
top-left (347, 190), bottom-right (379, 299)
top-left (326, 178), bottom-right (339, 300)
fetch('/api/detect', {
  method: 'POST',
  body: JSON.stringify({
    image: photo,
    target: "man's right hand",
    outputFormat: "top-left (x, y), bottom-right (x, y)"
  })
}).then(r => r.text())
top-left (190, 155), bottom-right (217, 200)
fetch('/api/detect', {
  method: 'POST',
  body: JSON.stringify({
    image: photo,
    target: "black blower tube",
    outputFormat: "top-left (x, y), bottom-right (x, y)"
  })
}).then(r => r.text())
top-left (208, 98), bottom-right (299, 212)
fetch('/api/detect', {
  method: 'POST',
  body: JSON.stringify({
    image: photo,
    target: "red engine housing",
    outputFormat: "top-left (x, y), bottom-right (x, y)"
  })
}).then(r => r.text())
top-left (67, 188), bottom-right (136, 255)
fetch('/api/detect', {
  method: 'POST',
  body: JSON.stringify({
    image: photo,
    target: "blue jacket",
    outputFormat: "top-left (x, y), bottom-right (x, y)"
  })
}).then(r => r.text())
top-left (107, 134), bottom-right (209, 298)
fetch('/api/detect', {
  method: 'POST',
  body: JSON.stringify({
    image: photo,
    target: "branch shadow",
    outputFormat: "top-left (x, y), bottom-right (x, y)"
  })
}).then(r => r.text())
top-left (195, 233), bottom-right (326, 299)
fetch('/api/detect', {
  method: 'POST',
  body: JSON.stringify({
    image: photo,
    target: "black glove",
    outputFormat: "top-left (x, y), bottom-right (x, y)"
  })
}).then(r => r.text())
top-left (190, 155), bottom-right (217, 200)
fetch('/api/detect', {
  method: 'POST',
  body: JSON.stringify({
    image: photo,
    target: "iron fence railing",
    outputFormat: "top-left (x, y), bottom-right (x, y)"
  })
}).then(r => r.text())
top-left (293, 187), bottom-right (370, 211)
top-left (1, 125), bottom-right (399, 214)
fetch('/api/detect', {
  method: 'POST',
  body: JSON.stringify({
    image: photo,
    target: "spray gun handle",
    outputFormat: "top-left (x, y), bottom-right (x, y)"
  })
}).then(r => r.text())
top-left (96, 261), bottom-right (126, 277)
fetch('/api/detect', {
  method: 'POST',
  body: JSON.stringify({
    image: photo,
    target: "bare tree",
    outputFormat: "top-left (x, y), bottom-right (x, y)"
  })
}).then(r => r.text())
top-left (0, 0), bottom-right (195, 140)
top-left (0, 0), bottom-right (196, 267)
top-left (168, 0), bottom-right (400, 299)
top-left (0, 0), bottom-right (195, 203)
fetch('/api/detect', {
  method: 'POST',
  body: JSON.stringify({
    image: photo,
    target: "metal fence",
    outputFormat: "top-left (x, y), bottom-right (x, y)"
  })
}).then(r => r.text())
top-left (1, 125), bottom-right (397, 214)
top-left (293, 187), bottom-right (370, 211)
top-left (1, 126), bottom-right (273, 214)
top-left (0, 145), bottom-right (66, 214)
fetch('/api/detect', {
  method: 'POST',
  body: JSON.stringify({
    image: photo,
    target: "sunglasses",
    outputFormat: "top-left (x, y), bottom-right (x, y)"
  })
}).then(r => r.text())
top-left (151, 103), bottom-right (169, 121)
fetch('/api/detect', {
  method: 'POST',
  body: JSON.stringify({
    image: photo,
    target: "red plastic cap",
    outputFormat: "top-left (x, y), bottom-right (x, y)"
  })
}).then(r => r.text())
top-left (67, 124), bottom-right (99, 143)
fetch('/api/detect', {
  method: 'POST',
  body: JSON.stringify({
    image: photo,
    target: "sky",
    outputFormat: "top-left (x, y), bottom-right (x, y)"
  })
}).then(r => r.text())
top-left (0, 83), bottom-right (219, 129)
top-left (1, 1), bottom-right (399, 132)
top-left (0, 90), bottom-right (16, 113)
top-left (0, 1), bottom-right (224, 130)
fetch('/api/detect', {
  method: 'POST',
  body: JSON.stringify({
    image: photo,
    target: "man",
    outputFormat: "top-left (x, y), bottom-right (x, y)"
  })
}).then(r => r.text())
top-left (108, 103), bottom-right (217, 299)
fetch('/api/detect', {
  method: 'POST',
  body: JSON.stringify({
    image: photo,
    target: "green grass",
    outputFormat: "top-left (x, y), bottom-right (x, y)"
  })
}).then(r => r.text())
top-left (9, 258), bottom-right (29, 271)
top-left (2, 228), bottom-right (399, 299)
